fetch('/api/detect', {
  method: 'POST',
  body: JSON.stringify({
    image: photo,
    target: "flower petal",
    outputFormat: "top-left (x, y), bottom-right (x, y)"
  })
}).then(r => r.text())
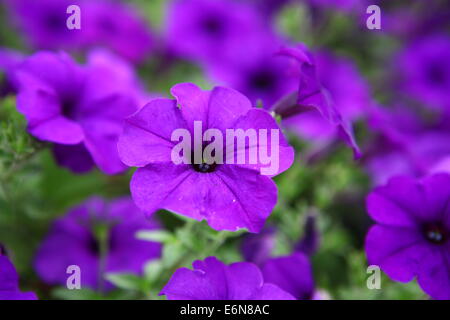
top-left (118, 98), bottom-right (188, 167)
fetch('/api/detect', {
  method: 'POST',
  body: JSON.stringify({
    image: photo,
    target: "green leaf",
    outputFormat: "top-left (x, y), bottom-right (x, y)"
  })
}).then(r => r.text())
top-left (105, 273), bottom-right (143, 291)
top-left (136, 230), bottom-right (174, 243)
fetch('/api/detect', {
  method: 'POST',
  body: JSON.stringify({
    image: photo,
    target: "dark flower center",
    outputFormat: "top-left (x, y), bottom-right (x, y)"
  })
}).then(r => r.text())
top-left (427, 64), bottom-right (447, 85)
top-left (45, 13), bottom-right (66, 31)
top-left (249, 69), bottom-right (277, 91)
top-left (423, 223), bottom-right (448, 244)
top-left (88, 236), bottom-right (100, 254)
top-left (61, 96), bottom-right (79, 120)
top-left (201, 16), bottom-right (224, 35)
top-left (190, 149), bottom-right (218, 173)
top-left (193, 162), bottom-right (217, 173)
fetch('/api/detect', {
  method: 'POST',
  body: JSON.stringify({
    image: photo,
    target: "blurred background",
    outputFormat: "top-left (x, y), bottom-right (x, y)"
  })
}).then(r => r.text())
top-left (0, 0), bottom-right (449, 300)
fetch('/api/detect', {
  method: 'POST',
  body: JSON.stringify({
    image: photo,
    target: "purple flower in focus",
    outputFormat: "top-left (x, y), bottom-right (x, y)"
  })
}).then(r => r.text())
top-left (166, 0), bottom-right (268, 66)
top-left (395, 34), bottom-right (450, 112)
top-left (365, 173), bottom-right (450, 300)
top-left (34, 197), bottom-right (161, 290)
top-left (0, 255), bottom-right (37, 300)
top-left (4, 0), bottom-right (154, 63)
top-left (13, 50), bottom-right (143, 174)
top-left (160, 256), bottom-right (295, 300)
top-left (118, 83), bottom-right (294, 233)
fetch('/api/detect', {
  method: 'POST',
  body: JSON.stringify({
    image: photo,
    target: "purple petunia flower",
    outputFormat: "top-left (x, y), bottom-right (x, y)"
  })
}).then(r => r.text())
top-left (81, 0), bottom-right (156, 63)
top-left (34, 197), bottom-right (161, 291)
top-left (272, 46), bottom-right (362, 158)
top-left (261, 253), bottom-right (315, 300)
top-left (208, 36), bottom-right (300, 109)
top-left (365, 173), bottom-right (450, 299)
top-left (0, 255), bottom-right (37, 300)
top-left (365, 106), bottom-right (450, 185)
top-left (241, 227), bottom-right (276, 266)
top-left (165, 0), bottom-right (268, 66)
top-left (4, 0), bottom-right (155, 63)
top-left (395, 34), bottom-right (450, 112)
top-left (4, 0), bottom-right (84, 51)
top-left (13, 50), bottom-right (144, 174)
top-left (118, 83), bottom-right (294, 233)
top-left (160, 256), bottom-right (295, 300)
top-left (241, 215), bottom-right (318, 299)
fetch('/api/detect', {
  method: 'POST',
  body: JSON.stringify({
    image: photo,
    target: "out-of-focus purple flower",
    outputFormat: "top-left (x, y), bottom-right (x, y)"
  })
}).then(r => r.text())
top-left (365, 173), bottom-right (450, 300)
top-left (240, 0), bottom-right (292, 19)
top-left (118, 83), bottom-right (294, 233)
top-left (34, 197), bottom-right (161, 291)
top-left (241, 217), bottom-right (318, 299)
top-left (0, 255), bottom-right (38, 300)
top-left (82, 1), bottom-right (156, 63)
top-left (165, 0), bottom-right (268, 66)
top-left (209, 36), bottom-right (300, 109)
top-left (160, 256), bottom-right (295, 300)
top-left (241, 227), bottom-right (277, 266)
top-left (370, 1), bottom-right (449, 39)
top-left (0, 48), bottom-right (24, 96)
top-left (273, 46), bottom-right (362, 158)
top-left (261, 252), bottom-right (315, 300)
top-left (306, 0), bottom-right (364, 13)
top-left (365, 106), bottom-right (450, 185)
top-left (295, 214), bottom-right (320, 256)
top-left (4, 0), bottom-right (84, 50)
top-left (13, 50), bottom-right (144, 174)
top-left (4, 0), bottom-right (155, 63)
top-left (395, 34), bottom-right (450, 112)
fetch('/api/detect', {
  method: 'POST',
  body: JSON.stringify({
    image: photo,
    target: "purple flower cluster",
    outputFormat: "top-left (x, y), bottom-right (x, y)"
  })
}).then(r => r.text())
top-left (1, 0), bottom-right (449, 302)
top-left (34, 197), bottom-right (161, 290)
top-left (4, 0), bottom-right (155, 63)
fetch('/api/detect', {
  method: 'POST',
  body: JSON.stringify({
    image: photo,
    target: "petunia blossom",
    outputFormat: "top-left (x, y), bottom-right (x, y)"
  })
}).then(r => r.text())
top-left (365, 173), bottom-right (450, 299)
top-left (118, 83), bottom-right (294, 233)
top-left (160, 256), bottom-right (295, 300)
top-left (0, 255), bottom-right (37, 300)
top-left (394, 34), bottom-right (450, 113)
top-left (261, 253), bottom-right (316, 300)
top-left (165, 0), bottom-right (269, 67)
top-left (34, 196), bottom-right (161, 291)
top-left (4, 0), bottom-right (155, 63)
top-left (364, 106), bottom-right (450, 185)
top-left (273, 46), bottom-right (362, 158)
top-left (13, 50), bottom-right (144, 174)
